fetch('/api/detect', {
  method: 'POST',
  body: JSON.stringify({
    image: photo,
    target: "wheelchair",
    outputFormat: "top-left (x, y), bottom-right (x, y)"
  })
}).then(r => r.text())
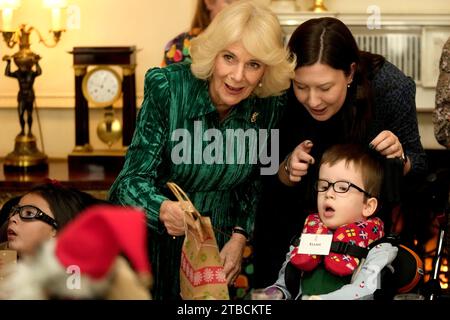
top-left (278, 160), bottom-right (448, 300)
top-left (278, 231), bottom-right (424, 300)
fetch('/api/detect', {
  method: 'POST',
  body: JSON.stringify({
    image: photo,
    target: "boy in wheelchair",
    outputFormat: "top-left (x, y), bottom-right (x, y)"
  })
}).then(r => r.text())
top-left (264, 144), bottom-right (423, 300)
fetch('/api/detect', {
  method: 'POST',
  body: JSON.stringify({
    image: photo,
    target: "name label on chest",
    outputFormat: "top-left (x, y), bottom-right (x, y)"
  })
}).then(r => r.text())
top-left (297, 234), bottom-right (333, 255)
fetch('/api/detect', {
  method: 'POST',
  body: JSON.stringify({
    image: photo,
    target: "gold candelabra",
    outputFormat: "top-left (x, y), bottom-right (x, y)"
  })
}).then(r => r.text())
top-left (0, 0), bottom-right (67, 172)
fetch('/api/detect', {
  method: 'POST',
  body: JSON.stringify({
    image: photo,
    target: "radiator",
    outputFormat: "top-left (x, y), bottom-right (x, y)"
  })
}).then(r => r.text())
top-left (354, 33), bottom-right (422, 82)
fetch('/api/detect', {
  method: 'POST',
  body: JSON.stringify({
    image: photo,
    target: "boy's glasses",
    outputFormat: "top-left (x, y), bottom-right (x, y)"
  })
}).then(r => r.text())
top-left (315, 179), bottom-right (372, 198)
top-left (9, 205), bottom-right (59, 229)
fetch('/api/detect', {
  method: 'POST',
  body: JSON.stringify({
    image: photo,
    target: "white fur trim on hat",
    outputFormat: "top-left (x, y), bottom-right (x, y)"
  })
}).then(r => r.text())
top-left (2, 239), bottom-right (113, 299)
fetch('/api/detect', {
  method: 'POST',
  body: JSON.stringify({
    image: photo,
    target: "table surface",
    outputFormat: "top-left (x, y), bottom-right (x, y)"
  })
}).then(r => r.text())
top-left (0, 159), bottom-right (118, 191)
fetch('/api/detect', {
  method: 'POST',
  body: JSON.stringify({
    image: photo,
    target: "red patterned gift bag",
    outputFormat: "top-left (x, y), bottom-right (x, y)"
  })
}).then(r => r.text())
top-left (167, 182), bottom-right (230, 300)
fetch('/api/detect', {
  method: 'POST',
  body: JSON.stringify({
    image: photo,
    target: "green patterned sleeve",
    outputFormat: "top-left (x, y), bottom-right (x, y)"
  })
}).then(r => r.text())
top-left (108, 68), bottom-right (170, 234)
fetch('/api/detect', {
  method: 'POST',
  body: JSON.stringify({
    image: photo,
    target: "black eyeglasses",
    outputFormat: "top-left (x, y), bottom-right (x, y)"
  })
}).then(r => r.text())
top-left (9, 205), bottom-right (59, 229)
top-left (315, 179), bottom-right (372, 198)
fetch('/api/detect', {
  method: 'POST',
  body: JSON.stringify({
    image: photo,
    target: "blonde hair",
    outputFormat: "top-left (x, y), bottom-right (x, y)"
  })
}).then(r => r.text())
top-left (190, 0), bottom-right (295, 97)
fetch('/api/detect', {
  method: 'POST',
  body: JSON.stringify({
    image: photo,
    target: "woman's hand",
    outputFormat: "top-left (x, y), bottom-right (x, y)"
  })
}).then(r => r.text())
top-left (278, 140), bottom-right (315, 186)
top-left (159, 200), bottom-right (186, 236)
top-left (370, 130), bottom-right (404, 158)
top-left (219, 233), bottom-right (246, 285)
top-left (370, 130), bottom-right (410, 174)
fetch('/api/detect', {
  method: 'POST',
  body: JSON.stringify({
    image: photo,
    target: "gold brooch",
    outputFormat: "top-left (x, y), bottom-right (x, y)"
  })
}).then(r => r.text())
top-left (251, 112), bottom-right (259, 123)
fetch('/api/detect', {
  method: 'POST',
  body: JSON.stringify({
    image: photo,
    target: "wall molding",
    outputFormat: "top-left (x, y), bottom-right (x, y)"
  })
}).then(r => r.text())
top-left (0, 93), bottom-right (144, 109)
top-left (277, 12), bottom-right (450, 28)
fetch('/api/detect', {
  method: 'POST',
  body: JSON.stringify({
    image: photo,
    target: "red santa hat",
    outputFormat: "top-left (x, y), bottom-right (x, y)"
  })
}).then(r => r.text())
top-left (2, 205), bottom-right (152, 299)
top-left (56, 204), bottom-right (151, 279)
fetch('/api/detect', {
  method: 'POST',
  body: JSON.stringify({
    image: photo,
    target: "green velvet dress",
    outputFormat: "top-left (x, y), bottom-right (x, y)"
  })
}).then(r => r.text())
top-left (108, 63), bottom-right (285, 300)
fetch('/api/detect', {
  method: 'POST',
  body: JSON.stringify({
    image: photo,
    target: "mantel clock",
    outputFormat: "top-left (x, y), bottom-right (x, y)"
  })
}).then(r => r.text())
top-left (69, 46), bottom-right (137, 172)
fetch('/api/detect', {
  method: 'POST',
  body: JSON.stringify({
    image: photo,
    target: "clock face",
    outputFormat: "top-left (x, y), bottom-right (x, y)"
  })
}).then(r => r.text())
top-left (82, 67), bottom-right (122, 107)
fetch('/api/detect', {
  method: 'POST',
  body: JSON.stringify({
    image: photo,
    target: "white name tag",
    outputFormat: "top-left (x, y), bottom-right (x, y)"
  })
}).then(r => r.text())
top-left (297, 234), bottom-right (333, 255)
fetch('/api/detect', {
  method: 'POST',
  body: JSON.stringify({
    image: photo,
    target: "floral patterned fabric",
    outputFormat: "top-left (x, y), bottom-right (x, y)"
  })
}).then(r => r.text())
top-left (161, 28), bottom-right (202, 67)
top-left (434, 37), bottom-right (450, 148)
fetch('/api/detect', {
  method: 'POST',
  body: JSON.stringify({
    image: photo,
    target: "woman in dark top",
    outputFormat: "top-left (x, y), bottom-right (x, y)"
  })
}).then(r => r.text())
top-left (253, 17), bottom-right (427, 288)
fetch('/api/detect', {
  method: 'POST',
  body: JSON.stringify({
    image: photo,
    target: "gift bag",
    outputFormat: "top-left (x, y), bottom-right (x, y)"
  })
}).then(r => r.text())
top-left (167, 182), bottom-right (230, 300)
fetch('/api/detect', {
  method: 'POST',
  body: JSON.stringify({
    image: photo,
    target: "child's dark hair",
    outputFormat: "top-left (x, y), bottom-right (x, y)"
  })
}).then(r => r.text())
top-left (25, 183), bottom-right (108, 230)
top-left (320, 144), bottom-right (384, 198)
top-left (0, 196), bottom-right (21, 242)
top-left (288, 18), bottom-right (387, 143)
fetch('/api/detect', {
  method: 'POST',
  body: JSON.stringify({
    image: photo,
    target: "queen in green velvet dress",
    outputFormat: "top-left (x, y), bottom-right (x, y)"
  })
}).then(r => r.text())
top-left (108, 0), bottom-right (295, 300)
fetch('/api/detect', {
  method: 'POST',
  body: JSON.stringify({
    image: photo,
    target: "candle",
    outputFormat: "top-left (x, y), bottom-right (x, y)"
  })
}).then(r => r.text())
top-left (43, 0), bottom-right (67, 31)
top-left (51, 7), bottom-right (61, 31)
top-left (2, 7), bottom-right (13, 31)
top-left (0, 0), bottom-right (21, 30)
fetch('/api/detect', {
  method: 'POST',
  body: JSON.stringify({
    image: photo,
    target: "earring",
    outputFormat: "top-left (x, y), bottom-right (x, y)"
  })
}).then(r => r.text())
top-left (347, 84), bottom-right (351, 88)
top-left (258, 82), bottom-right (263, 88)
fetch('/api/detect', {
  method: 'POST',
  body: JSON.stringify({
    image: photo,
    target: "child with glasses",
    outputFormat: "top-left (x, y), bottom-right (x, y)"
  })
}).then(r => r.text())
top-left (2, 182), bottom-right (104, 258)
top-left (263, 144), bottom-right (398, 299)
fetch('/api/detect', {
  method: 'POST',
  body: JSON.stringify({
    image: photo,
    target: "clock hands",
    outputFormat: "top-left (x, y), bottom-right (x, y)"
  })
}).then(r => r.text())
top-left (82, 66), bottom-right (122, 106)
top-left (88, 71), bottom-right (118, 102)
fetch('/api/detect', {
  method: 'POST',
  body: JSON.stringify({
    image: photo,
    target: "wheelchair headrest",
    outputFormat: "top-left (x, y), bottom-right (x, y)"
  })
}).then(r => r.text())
top-left (371, 234), bottom-right (424, 294)
top-left (392, 244), bottom-right (424, 293)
